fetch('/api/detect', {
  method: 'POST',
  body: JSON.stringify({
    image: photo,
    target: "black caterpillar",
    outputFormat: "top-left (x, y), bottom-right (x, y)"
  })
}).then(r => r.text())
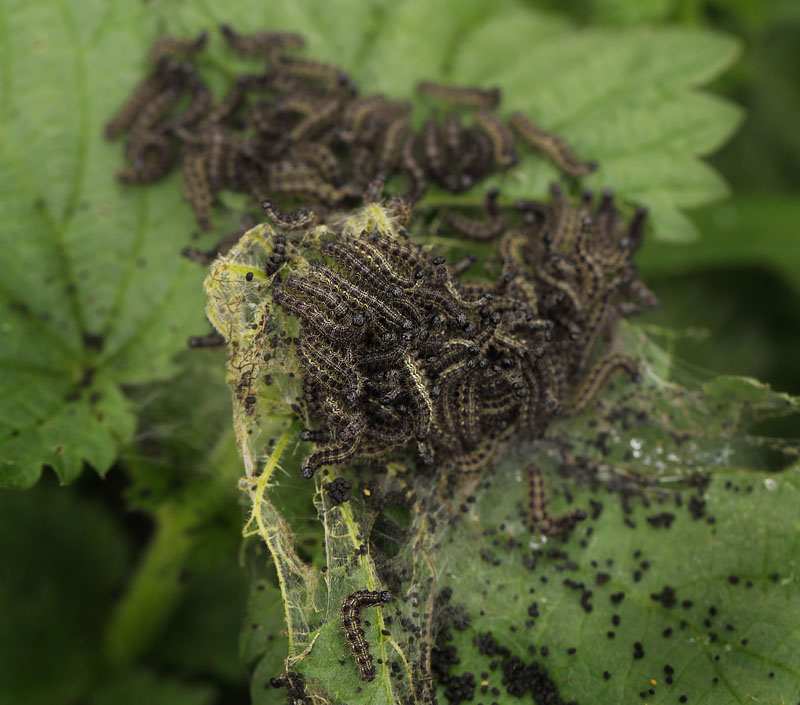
top-left (106, 26), bottom-right (597, 229)
top-left (274, 188), bottom-right (655, 479)
top-left (341, 589), bottom-right (392, 682)
top-left (526, 464), bottom-right (586, 539)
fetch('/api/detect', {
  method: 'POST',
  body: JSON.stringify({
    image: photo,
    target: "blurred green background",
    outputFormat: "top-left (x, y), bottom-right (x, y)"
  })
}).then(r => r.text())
top-left (2, 1), bottom-right (798, 704)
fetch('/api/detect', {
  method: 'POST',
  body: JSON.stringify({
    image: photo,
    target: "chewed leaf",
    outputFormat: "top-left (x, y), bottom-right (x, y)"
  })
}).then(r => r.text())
top-left (435, 454), bottom-right (800, 705)
top-left (213, 208), bottom-right (799, 705)
top-left (238, 324), bottom-right (800, 704)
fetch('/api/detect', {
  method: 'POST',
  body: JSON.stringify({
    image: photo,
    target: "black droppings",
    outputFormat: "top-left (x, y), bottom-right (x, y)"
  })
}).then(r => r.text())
top-left (650, 585), bottom-right (677, 609)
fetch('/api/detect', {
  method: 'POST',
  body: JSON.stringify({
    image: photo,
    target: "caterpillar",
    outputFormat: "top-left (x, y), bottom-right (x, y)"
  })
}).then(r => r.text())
top-left (104, 57), bottom-right (172, 140)
top-left (357, 100), bottom-right (413, 149)
top-left (264, 233), bottom-right (286, 277)
top-left (297, 330), bottom-right (364, 400)
top-left (443, 112), bottom-right (464, 162)
top-left (299, 427), bottom-right (331, 444)
top-left (474, 109), bottom-right (519, 168)
top-left (416, 80), bottom-right (501, 109)
top-left (125, 69), bottom-right (186, 141)
top-left (526, 464), bottom-right (586, 538)
top-left (457, 127), bottom-right (494, 180)
top-left (301, 416), bottom-right (365, 478)
top-left (271, 288), bottom-right (361, 343)
top-left (288, 142), bottom-right (342, 184)
top-left (403, 355), bottom-right (434, 442)
top-left (282, 273), bottom-right (347, 318)
top-left (422, 119), bottom-right (462, 193)
top-left (187, 331), bottom-right (225, 348)
top-left (400, 132), bottom-right (428, 203)
top-left (282, 96), bottom-right (341, 142)
top-left (345, 239), bottom-right (419, 291)
top-left (444, 188), bottom-right (506, 241)
top-left (219, 24), bottom-right (305, 56)
top-left (162, 67), bottom-right (212, 132)
top-left (181, 151), bottom-right (213, 230)
top-left (564, 353), bottom-right (641, 416)
top-left (205, 127), bottom-right (234, 192)
top-left (148, 31), bottom-right (208, 61)
top-left (509, 112), bottom-right (598, 177)
top-left (341, 590), bottom-right (392, 682)
top-left (117, 131), bottom-right (174, 184)
top-left (340, 96), bottom-right (391, 142)
top-left (274, 55), bottom-right (353, 91)
top-left (313, 267), bottom-right (411, 330)
top-left (441, 427), bottom-right (511, 474)
top-left (268, 171), bottom-right (340, 204)
top-left (261, 200), bottom-right (316, 231)
top-left (378, 116), bottom-right (410, 173)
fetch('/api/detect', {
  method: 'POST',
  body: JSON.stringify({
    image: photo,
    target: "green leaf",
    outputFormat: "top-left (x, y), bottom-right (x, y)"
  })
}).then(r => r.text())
top-left (212, 204), bottom-right (799, 704)
top-left (155, 0), bottom-right (741, 241)
top-left (0, 479), bottom-right (131, 705)
top-left (638, 195), bottom-right (800, 295)
top-left (437, 459), bottom-right (800, 704)
top-left (0, 0), bottom-right (743, 487)
top-left (239, 323), bottom-right (800, 705)
top-left (448, 18), bottom-right (743, 240)
top-left (0, 0), bottom-right (232, 489)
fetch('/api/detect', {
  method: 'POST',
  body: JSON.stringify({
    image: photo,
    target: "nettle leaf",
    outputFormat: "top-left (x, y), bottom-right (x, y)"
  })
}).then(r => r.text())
top-left (210, 216), bottom-right (799, 704)
top-left (446, 16), bottom-right (742, 241)
top-left (0, 0), bottom-right (242, 488)
top-left (156, 0), bottom-right (741, 240)
top-left (438, 458), bottom-right (800, 704)
top-left (1, 0), bottom-right (741, 488)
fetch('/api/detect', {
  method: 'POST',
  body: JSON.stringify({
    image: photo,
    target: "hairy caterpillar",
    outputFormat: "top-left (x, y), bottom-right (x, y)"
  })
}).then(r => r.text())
top-left (416, 81), bottom-right (501, 109)
top-left (509, 112), bottom-right (597, 177)
top-left (341, 590), bottom-right (392, 682)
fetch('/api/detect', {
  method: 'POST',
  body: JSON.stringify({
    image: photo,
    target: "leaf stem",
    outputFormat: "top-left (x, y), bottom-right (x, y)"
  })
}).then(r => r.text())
top-left (102, 428), bottom-right (238, 670)
top-left (102, 500), bottom-right (195, 670)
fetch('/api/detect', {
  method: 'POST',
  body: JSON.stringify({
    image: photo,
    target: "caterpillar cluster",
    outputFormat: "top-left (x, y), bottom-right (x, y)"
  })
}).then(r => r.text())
top-left (340, 590), bottom-right (393, 682)
top-left (274, 187), bottom-right (655, 479)
top-left (105, 26), bottom-right (596, 230)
